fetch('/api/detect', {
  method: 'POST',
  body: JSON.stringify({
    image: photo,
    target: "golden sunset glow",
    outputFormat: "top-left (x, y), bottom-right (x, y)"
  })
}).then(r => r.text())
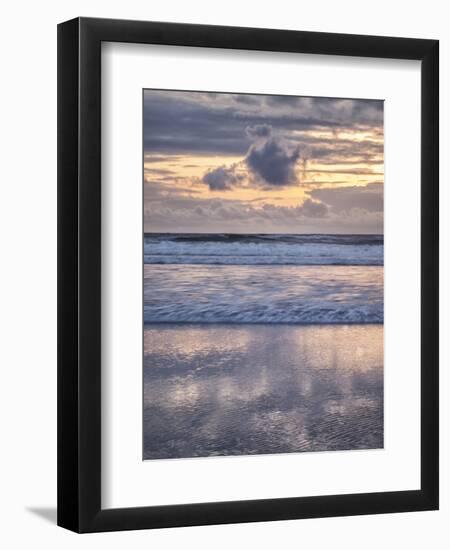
top-left (143, 91), bottom-right (384, 233)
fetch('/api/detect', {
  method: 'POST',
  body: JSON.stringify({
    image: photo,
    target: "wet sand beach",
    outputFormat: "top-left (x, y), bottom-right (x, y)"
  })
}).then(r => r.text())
top-left (144, 323), bottom-right (383, 459)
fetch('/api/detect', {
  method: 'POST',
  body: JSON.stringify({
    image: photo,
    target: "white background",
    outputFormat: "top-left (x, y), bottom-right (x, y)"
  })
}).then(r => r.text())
top-left (0, 0), bottom-right (448, 548)
top-left (102, 43), bottom-right (421, 508)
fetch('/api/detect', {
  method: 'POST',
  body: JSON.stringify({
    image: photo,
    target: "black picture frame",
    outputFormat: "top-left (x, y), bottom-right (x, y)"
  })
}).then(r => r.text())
top-left (57, 16), bottom-right (439, 533)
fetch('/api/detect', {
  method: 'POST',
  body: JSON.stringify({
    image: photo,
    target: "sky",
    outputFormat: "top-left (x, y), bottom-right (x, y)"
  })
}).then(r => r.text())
top-left (143, 90), bottom-right (383, 234)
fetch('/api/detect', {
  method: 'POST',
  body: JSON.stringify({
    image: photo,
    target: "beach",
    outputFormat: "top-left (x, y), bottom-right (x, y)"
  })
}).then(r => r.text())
top-left (143, 233), bottom-right (384, 460)
top-left (144, 323), bottom-right (383, 459)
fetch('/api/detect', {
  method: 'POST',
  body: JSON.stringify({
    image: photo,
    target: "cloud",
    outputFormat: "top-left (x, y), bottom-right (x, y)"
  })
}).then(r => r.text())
top-left (202, 164), bottom-right (244, 190)
top-left (245, 124), bottom-right (272, 139)
top-left (143, 90), bottom-right (383, 156)
top-left (297, 199), bottom-right (328, 218)
top-left (144, 194), bottom-right (382, 234)
top-left (234, 95), bottom-right (260, 106)
top-left (309, 182), bottom-right (383, 213)
top-left (143, 92), bottom-right (246, 155)
top-left (143, 90), bottom-right (384, 234)
top-left (201, 127), bottom-right (303, 190)
top-left (145, 167), bottom-right (176, 177)
top-left (265, 95), bottom-right (300, 107)
top-left (306, 140), bottom-right (383, 165)
top-left (144, 154), bottom-right (179, 163)
top-left (245, 137), bottom-right (301, 186)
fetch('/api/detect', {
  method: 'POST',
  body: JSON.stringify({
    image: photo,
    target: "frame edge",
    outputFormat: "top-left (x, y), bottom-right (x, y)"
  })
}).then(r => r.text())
top-left (57, 17), bottom-right (81, 533)
top-left (57, 16), bottom-right (440, 533)
top-left (420, 39), bottom-right (439, 510)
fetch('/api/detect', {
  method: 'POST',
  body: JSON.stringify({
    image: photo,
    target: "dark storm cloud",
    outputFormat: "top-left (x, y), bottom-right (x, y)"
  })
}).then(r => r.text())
top-left (265, 95), bottom-right (301, 107)
top-left (245, 138), bottom-right (301, 186)
top-left (143, 92), bottom-right (245, 155)
top-left (202, 125), bottom-right (302, 190)
top-left (198, 121), bottom-right (382, 191)
top-left (309, 182), bottom-right (383, 213)
top-left (234, 95), bottom-right (261, 106)
top-left (245, 124), bottom-right (272, 139)
top-left (143, 91), bottom-right (383, 156)
top-left (301, 97), bottom-right (383, 126)
top-left (350, 98), bottom-right (384, 123)
top-left (203, 164), bottom-right (244, 191)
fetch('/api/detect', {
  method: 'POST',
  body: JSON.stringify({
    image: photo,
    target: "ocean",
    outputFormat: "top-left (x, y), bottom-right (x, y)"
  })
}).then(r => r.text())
top-left (144, 233), bottom-right (383, 325)
top-left (143, 234), bottom-right (384, 459)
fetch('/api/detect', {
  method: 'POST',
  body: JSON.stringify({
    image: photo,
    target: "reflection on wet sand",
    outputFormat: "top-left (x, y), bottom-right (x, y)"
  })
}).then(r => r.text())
top-left (143, 324), bottom-right (383, 459)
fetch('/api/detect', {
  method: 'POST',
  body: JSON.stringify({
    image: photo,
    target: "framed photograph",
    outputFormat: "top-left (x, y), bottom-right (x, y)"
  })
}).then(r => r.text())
top-left (57, 17), bottom-right (439, 532)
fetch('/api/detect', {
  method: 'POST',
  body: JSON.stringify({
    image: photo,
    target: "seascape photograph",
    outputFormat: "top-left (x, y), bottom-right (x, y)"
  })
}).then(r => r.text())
top-left (143, 90), bottom-right (384, 460)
